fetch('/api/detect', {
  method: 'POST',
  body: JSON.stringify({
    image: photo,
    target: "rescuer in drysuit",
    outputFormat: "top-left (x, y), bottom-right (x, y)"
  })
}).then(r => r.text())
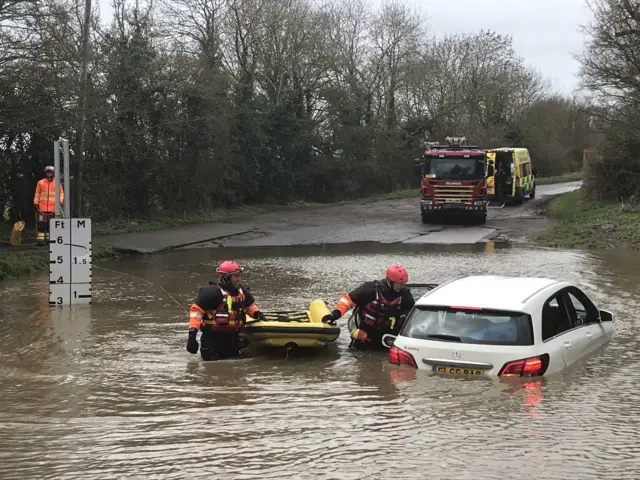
top-left (495, 163), bottom-right (508, 205)
top-left (186, 260), bottom-right (266, 361)
top-left (322, 264), bottom-right (415, 349)
top-left (33, 165), bottom-right (64, 245)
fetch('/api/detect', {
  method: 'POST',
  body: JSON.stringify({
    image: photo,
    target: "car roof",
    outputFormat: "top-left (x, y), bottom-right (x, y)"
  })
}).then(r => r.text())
top-left (415, 275), bottom-right (564, 312)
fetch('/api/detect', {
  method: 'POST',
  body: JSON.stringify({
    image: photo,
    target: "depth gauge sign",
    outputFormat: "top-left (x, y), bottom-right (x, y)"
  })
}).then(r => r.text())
top-left (49, 218), bottom-right (92, 306)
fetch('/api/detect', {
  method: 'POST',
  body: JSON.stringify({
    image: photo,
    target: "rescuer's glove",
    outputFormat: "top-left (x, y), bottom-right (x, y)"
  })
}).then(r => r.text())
top-left (252, 310), bottom-right (266, 321)
top-left (394, 314), bottom-right (407, 332)
top-left (350, 328), bottom-right (370, 343)
top-left (322, 309), bottom-right (341, 325)
top-left (186, 328), bottom-right (199, 354)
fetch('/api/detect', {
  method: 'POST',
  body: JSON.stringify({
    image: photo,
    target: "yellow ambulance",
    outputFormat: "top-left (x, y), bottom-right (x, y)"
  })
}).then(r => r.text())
top-left (485, 147), bottom-right (538, 204)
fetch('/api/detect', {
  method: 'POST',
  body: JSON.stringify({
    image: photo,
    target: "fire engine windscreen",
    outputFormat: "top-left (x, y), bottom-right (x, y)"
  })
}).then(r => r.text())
top-left (424, 156), bottom-right (485, 180)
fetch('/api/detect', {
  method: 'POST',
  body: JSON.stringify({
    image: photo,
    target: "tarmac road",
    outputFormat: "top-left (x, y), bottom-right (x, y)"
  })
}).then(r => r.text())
top-left (96, 181), bottom-right (581, 253)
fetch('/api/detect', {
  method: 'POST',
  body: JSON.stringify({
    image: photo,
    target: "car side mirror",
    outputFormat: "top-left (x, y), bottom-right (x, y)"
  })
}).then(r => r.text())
top-left (487, 165), bottom-right (494, 177)
top-left (381, 333), bottom-right (396, 348)
top-left (413, 158), bottom-right (423, 177)
top-left (599, 309), bottom-right (614, 322)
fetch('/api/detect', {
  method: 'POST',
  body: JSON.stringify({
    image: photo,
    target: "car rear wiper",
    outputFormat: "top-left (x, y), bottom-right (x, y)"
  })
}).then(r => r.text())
top-left (426, 334), bottom-right (462, 342)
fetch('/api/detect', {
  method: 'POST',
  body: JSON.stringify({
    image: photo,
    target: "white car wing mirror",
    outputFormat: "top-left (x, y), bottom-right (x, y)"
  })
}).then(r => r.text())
top-left (598, 309), bottom-right (615, 322)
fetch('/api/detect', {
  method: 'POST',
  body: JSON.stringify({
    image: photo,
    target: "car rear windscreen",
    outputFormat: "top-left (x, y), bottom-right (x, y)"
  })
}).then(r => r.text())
top-left (401, 307), bottom-right (534, 346)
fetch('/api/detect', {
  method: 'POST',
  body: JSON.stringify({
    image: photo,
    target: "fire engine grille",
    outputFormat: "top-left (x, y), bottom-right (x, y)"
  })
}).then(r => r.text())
top-left (433, 184), bottom-right (474, 202)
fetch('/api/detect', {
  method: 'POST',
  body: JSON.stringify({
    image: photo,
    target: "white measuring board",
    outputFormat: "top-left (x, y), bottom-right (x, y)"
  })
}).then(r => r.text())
top-left (49, 218), bottom-right (92, 306)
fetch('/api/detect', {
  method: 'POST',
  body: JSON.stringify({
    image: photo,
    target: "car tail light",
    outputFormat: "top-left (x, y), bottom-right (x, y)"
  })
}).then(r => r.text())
top-left (498, 354), bottom-right (549, 377)
top-left (389, 345), bottom-right (417, 368)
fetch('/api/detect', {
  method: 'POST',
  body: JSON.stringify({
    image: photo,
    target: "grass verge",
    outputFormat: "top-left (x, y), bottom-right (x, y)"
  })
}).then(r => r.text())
top-left (0, 250), bottom-right (49, 282)
top-left (0, 244), bottom-right (118, 283)
top-left (535, 171), bottom-right (583, 185)
top-left (536, 189), bottom-right (640, 250)
top-left (93, 202), bottom-right (324, 236)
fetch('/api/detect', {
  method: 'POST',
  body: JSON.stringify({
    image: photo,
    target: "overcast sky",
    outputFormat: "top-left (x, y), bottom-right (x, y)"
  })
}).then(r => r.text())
top-left (399, 0), bottom-right (594, 94)
top-left (95, 0), bottom-right (593, 95)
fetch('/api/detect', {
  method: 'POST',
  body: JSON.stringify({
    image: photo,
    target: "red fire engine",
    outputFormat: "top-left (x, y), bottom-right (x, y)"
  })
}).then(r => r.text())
top-left (413, 136), bottom-right (488, 225)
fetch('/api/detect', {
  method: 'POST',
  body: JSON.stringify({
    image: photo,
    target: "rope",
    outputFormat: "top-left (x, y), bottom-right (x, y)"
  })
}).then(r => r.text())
top-left (92, 264), bottom-right (187, 311)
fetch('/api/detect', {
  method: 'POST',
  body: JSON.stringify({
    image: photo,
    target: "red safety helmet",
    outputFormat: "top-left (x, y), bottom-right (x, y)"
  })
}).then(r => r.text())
top-left (216, 260), bottom-right (243, 276)
top-left (386, 264), bottom-right (408, 284)
top-left (44, 166), bottom-right (54, 173)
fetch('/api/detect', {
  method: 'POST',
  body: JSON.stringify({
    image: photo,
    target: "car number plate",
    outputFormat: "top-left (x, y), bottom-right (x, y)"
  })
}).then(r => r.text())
top-left (432, 365), bottom-right (484, 376)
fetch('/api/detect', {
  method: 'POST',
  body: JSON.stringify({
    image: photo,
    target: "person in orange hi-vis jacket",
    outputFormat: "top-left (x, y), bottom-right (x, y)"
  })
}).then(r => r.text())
top-left (186, 260), bottom-right (267, 361)
top-left (33, 165), bottom-right (64, 244)
top-left (322, 264), bottom-right (415, 349)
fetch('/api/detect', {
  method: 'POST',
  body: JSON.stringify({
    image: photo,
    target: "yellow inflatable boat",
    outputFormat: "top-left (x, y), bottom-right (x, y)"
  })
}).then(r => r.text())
top-left (243, 299), bottom-right (341, 349)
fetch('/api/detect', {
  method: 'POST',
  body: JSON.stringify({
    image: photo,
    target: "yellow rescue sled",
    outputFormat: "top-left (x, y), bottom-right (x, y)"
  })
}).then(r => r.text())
top-left (243, 299), bottom-right (341, 349)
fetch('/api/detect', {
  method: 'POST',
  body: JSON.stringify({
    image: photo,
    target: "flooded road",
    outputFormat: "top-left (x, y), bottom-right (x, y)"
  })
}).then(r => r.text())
top-left (1, 241), bottom-right (639, 479)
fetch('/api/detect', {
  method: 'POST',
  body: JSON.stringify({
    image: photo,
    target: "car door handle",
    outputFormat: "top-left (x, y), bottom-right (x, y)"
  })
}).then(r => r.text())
top-left (586, 331), bottom-right (593, 338)
top-left (564, 342), bottom-right (572, 349)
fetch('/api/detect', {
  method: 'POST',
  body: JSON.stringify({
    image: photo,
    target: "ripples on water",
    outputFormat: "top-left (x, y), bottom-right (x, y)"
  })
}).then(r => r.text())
top-left (1, 244), bottom-right (639, 479)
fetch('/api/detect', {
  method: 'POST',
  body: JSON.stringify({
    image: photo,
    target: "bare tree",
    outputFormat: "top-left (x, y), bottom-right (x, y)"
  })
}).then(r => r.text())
top-left (575, 0), bottom-right (640, 201)
top-left (370, 0), bottom-right (423, 128)
top-left (578, 0), bottom-right (640, 117)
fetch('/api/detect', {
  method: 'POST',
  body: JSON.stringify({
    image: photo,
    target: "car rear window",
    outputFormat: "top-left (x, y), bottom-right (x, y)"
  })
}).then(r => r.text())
top-left (401, 306), bottom-right (534, 346)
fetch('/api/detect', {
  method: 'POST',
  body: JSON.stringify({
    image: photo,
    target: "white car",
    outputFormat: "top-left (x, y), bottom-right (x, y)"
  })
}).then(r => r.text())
top-left (386, 275), bottom-right (615, 377)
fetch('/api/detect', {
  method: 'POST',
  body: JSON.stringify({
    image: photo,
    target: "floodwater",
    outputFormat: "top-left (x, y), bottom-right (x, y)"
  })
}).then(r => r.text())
top-left (1, 242), bottom-right (639, 479)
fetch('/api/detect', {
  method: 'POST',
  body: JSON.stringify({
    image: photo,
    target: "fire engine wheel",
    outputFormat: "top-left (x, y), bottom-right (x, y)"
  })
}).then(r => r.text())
top-left (529, 185), bottom-right (536, 199)
top-left (421, 213), bottom-right (434, 224)
top-left (471, 214), bottom-right (487, 226)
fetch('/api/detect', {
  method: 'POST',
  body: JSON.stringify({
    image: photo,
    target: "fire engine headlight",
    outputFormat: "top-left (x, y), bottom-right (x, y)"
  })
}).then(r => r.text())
top-left (474, 201), bottom-right (484, 206)
top-left (422, 199), bottom-right (432, 205)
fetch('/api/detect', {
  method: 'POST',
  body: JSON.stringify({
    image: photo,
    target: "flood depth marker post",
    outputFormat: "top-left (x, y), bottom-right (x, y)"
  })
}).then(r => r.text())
top-left (49, 219), bottom-right (92, 305)
top-left (48, 139), bottom-right (92, 306)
